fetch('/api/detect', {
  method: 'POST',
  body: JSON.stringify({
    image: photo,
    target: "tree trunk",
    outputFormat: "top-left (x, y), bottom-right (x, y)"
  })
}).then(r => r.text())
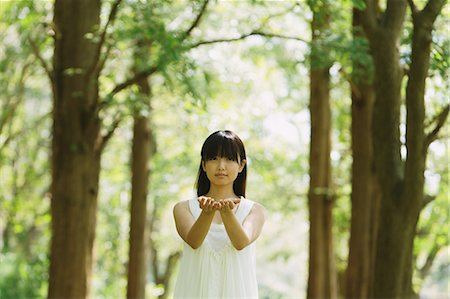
top-left (126, 38), bottom-right (156, 299)
top-left (345, 8), bottom-right (379, 299)
top-left (147, 203), bottom-right (181, 299)
top-left (401, 1), bottom-right (447, 297)
top-left (356, 1), bottom-right (408, 297)
top-left (306, 7), bottom-right (337, 298)
top-left (370, 26), bottom-right (408, 299)
top-left (357, 0), bottom-right (447, 297)
top-left (307, 68), bottom-right (337, 299)
top-left (48, 0), bottom-right (101, 297)
top-left (127, 115), bottom-right (152, 299)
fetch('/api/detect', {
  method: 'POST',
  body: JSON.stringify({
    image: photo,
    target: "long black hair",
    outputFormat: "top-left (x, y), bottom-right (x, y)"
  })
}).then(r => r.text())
top-left (195, 130), bottom-right (247, 197)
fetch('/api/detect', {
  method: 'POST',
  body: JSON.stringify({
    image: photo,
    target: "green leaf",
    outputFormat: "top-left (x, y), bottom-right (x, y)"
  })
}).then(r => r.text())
top-left (352, 0), bottom-right (366, 10)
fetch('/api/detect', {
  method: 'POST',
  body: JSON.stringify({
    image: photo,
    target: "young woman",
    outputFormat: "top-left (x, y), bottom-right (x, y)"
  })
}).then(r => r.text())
top-left (173, 130), bottom-right (266, 298)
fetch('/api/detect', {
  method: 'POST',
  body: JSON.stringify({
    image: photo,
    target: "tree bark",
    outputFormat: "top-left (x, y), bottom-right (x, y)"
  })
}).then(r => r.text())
top-left (371, 20), bottom-right (408, 299)
top-left (357, 1), bottom-right (408, 297)
top-left (307, 68), bottom-right (337, 299)
top-left (127, 115), bottom-right (152, 299)
top-left (357, 0), bottom-right (448, 297)
top-left (401, 1), bottom-right (447, 297)
top-left (306, 6), bottom-right (337, 298)
top-left (126, 40), bottom-right (155, 298)
top-left (146, 203), bottom-right (181, 299)
top-left (345, 8), bottom-right (379, 299)
top-left (48, 0), bottom-right (102, 297)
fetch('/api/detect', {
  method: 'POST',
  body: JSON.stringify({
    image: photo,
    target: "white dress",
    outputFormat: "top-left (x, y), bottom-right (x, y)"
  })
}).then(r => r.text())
top-left (173, 197), bottom-right (258, 299)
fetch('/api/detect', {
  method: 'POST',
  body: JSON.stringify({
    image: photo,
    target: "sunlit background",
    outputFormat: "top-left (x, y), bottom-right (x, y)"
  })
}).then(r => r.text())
top-left (0, 1), bottom-right (448, 298)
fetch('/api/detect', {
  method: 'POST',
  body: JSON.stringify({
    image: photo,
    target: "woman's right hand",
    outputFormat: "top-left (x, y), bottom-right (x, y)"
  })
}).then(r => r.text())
top-left (198, 196), bottom-right (220, 212)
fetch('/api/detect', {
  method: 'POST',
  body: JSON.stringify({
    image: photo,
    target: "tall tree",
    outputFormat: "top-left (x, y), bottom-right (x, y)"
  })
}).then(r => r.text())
top-left (126, 39), bottom-right (155, 299)
top-left (48, 0), bottom-right (121, 297)
top-left (345, 5), bottom-right (379, 298)
top-left (126, 116), bottom-right (152, 299)
top-left (306, 1), bottom-right (338, 298)
top-left (357, 0), bottom-right (448, 297)
top-left (401, 0), bottom-right (448, 296)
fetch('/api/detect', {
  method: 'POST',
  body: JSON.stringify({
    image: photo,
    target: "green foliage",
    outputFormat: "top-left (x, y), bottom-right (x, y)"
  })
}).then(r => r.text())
top-left (0, 3), bottom-right (51, 299)
top-left (351, 0), bottom-right (366, 10)
top-left (0, 253), bottom-right (48, 299)
top-left (412, 140), bottom-right (450, 293)
top-left (0, 94), bottom-right (51, 298)
top-left (430, 38), bottom-right (450, 81)
top-left (105, 0), bottom-right (215, 115)
top-left (348, 36), bottom-right (374, 84)
top-left (0, 0), bottom-right (448, 297)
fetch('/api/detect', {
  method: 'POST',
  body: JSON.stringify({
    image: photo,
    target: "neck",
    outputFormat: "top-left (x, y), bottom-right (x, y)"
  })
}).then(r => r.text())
top-left (206, 186), bottom-right (237, 200)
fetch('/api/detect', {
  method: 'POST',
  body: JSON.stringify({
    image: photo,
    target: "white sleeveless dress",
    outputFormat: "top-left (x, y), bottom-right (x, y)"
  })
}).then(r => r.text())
top-left (173, 197), bottom-right (258, 299)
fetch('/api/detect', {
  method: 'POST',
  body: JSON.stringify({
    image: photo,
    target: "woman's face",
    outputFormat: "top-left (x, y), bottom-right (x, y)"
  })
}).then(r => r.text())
top-left (202, 156), bottom-right (245, 188)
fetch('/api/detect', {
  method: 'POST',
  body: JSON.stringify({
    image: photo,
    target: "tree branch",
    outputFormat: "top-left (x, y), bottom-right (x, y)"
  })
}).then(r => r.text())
top-left (158, 251), bottom-right (181, 299)
top-left (115, 1), bottom-right (207, 108)
top-left (1, 111), bottom-right (51, 152)
top-left (418, 245), bottom-right (440, 280)
top-left (424, 104), bottom-right (450, 149)
top-left (89, 0), bottom-right (123, 77)
top-left (106, 66), bottom-right (158, 99)
top-left (28, 37), bottom-right (53, 85)
top-left (189, 30), bottom-right (308, 48)
top-left (0, 61), bottom-right (32, 137)
top-left (148, 205), bottom-right (159, 284)
top-left (104, 2), bottom-right (306, 100)
top-left (188, 1), bottom-right (307, 48)
top-left (96, 111), bottom-right (123, 153)
top-left (107, 35), bottom-right (292, 101)
top-left (97, 42), bottom-right (113, 78)
top-left (357, 0), bottom-right (378, 36)
top-left (266, 1), bottom-right (302, 20)
top-left (183, 0), bottom-right (210, 39)
top-left (406, 0), bottom-right (419, 16)
top-left (421, 0), bottom-right (447, 24)
top-left (422, 194), bottom-right (436, 208)
top-left (384, 0), bottom-right (408, 34)
top-left (0, 97), bottom-right (21, 138)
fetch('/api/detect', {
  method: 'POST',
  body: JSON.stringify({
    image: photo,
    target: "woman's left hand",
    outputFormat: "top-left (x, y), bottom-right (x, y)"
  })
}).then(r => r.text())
top-left (217, 197), bottom-right (240, 212)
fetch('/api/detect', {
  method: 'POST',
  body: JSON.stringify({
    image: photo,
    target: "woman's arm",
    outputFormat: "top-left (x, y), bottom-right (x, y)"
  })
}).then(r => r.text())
top-left (220, 200), bottom-right (266, 250)
top-left (173, 197), bottom-right (217, 249)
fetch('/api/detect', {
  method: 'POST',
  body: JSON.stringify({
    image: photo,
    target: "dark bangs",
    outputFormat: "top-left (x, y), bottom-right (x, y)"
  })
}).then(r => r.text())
top-left (201, 131), bottom-right (244, 162)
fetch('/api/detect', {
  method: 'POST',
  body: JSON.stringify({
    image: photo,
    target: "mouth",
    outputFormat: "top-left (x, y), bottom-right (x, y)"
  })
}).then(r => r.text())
top-left (215, 173), bottom-right (227, 177)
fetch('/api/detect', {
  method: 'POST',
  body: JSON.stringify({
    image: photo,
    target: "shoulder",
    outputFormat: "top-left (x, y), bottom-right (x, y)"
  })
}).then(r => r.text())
top-left (241, 200), bottom-right (266, 241)
top-left (250, 202), bottom-right (267, 220)
top-left (173, 200), bottom-right (190, 214)
top-left (243, 199), bottom-right (266, 222)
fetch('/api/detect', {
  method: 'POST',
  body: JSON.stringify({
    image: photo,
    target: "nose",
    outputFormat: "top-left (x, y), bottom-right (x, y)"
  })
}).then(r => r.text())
top-left (217, 158), bottom-right (226, 169)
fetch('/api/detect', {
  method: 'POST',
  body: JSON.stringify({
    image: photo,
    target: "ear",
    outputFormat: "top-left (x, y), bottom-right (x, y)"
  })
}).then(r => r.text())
top-left (239, 159), bottom-right (246, 173)
top-left (202, 161), bottom-right (206, 172)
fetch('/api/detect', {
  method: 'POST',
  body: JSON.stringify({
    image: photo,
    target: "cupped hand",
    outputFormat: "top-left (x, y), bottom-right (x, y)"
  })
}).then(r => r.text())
top-left (198, 196), bottom-right (241, 212)
top-left (198, 196), bottom-right (220, 212)
top-left (217, 197), bottom-right (241, 212)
